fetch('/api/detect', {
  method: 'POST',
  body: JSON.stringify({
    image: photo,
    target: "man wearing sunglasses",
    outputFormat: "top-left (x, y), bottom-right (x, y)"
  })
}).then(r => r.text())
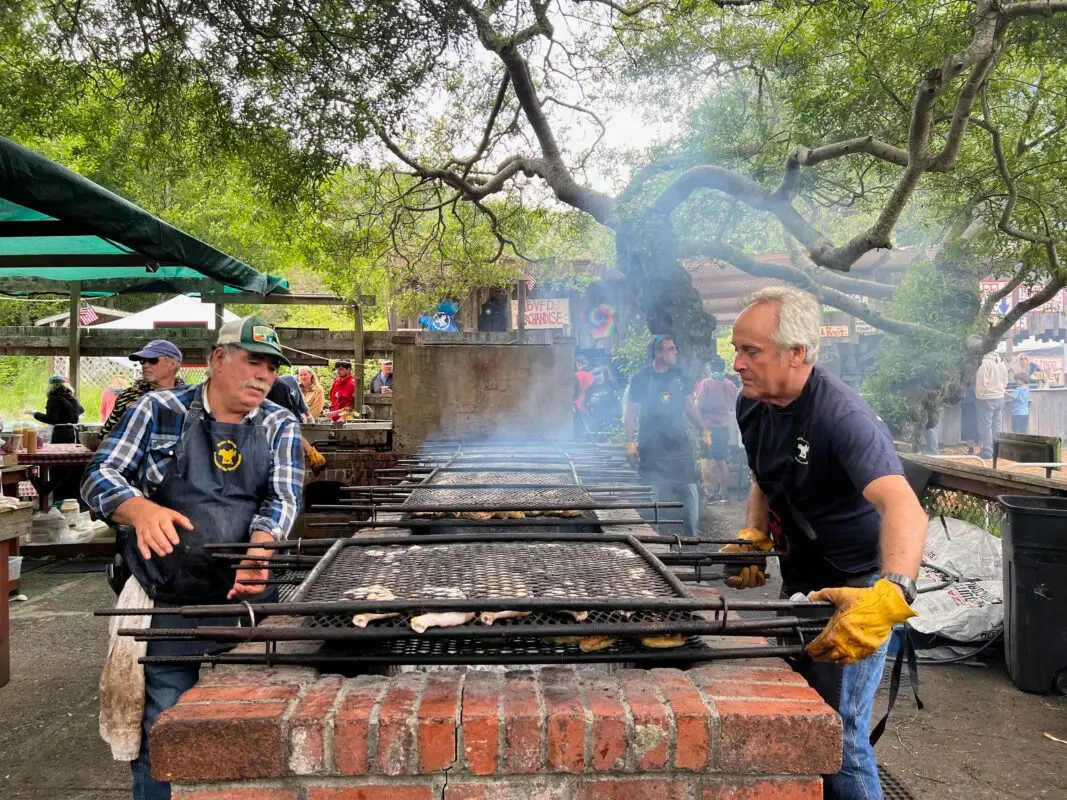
top-left (100, 339), bottom-right (185, 438)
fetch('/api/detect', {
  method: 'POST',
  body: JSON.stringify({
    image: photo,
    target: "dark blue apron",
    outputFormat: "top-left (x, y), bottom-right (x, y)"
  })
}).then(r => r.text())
top-left (123, 391), bottom-right (276, 657)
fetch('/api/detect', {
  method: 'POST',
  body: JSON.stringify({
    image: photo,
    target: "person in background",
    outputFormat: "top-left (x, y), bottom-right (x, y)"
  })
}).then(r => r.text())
top-left (624, 335), bottom-right (711, 537)
top-left (326, 360), bottom-right (356, 421)
top-left (297, 366), bottom-right (325, 418)
top-left (100, 374), bottom-right (129, 421)
top-left (695, 357), bottom-right (738, 503)
top-left (585, 365), bottom-right (621, 435)
top-left (921, 406), bottom-right (941, 455)
top-left (370, 360), bottom-right (394, 395)
top-left (961, 382), bottom-right (979, 455)
top-left (101, 340), bottom-right (185, 438)
top-left (1011, 354), bottom-right (1037, 379)
top-left (975, 351), bottom-right (1008, 459)
top-left (27, 375), bottom-right (84, 444)
top-left (267, 373), bottom-right (327, 475)
top-left (573, 355), bottom-right (595, 438)
top-left (1011, 371), bottom-right (1031, 433)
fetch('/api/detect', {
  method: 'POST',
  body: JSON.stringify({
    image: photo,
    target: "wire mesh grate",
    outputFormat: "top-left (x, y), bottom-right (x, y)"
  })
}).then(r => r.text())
top-left (878, 765), bottom-right (918, 800)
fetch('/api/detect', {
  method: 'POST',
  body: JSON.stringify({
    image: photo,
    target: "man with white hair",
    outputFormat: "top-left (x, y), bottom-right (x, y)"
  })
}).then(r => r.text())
top-left (82, 315), bottom-right (303, 800)
top-left (723, 287), bottom-right (927, 800)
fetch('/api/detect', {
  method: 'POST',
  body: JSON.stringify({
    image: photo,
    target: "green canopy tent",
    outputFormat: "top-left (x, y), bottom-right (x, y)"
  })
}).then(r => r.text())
top-left (0, 135), bottom-right (291, 392)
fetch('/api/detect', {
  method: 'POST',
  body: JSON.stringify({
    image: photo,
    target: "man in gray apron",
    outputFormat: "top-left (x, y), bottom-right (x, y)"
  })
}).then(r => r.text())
top-left (722, 288), bottom-right (927, 800)
top-left (82, 316), bottom-right (304, 800)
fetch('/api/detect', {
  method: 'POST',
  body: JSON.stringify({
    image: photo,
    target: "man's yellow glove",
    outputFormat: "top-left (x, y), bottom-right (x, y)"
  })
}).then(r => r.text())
top-left (719, 528), bottom-right (775, 589)
top-left (806, 579), bottom-right (918, 664)
top-left (701, 430), bottom-right (712, 447)
top-left (307, 445), bottom-right (328, 476)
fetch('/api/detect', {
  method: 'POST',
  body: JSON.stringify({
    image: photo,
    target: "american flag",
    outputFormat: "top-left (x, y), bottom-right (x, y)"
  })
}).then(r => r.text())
top-left (78, 303), bottom-right (99, 326)
top-left (523, 274), bottom-right (536, 293)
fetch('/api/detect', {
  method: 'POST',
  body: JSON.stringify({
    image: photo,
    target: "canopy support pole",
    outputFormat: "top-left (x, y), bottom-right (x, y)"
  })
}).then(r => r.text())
top-left (517, 278), bottom-right (527, 345)
top-left (353, 302), bottom-right (364, 417)
top-left (68, 281), bottom-right (81, 397)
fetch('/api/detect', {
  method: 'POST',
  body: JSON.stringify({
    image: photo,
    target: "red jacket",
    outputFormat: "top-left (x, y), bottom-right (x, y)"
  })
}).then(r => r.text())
top-left (329, 373), bottom-right (356, 416)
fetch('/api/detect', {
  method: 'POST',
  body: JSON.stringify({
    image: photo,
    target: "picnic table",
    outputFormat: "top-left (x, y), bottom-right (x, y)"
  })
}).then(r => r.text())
top-left (900, 452), bottom-right (1067, 500)
top-left (18, 443), bottom-right (94, 513)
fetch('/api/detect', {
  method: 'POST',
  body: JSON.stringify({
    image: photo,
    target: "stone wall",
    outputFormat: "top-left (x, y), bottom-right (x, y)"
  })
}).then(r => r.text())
top-left (392, 336), bottom-right (575, 452)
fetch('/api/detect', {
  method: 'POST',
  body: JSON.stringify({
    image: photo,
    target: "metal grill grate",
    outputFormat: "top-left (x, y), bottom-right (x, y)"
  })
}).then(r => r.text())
top-left (878, 765), bottom-right (918, 800)
top-left (403, 485), bottom-right (594, 509)
top-left (320, 632), bottom-right (705, 659)
top-left (433, 471), bottom-right (572, 486)
top-left (300, 541), bottom-right (678, 603)
top-left (304, 607), bottom-right (700, 632)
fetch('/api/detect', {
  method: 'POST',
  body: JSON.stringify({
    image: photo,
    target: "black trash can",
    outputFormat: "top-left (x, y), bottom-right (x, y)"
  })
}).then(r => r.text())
top-left (998, 495), bottom-right (1067, 694)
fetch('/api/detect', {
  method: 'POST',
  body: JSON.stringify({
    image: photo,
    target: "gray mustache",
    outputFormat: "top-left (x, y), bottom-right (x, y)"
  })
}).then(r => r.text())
top-left (242, 379), bottom-right (272, 394)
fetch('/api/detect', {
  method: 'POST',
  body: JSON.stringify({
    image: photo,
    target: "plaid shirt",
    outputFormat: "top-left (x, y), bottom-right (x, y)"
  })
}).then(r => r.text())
top-left (81, 383), bottom-right (303, 540)
top-left (100, 377), bottom-right (186, 437)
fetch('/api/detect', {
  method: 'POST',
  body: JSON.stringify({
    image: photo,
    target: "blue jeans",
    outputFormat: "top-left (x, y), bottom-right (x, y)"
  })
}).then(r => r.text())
top-left (830, 638), bottom-right (890, 799)
top-left (646, 481), bottom-right (700, 537)
top-left (132, 663), bottom-right (201, 800)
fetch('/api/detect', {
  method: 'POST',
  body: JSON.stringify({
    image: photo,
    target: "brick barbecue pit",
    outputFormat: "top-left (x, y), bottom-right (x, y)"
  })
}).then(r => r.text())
top-left (147, 442), bottom-right (842, 799)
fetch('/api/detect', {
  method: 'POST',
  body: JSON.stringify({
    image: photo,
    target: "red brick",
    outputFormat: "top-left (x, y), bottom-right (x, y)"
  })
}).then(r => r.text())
top-left (702, 776), bottom-right (822, 799)
top-left (288, 675), bottom-right (343, 775)
top-left (195, 665), bottom-right (316, 687)
top-left (716, 699), bottom-right (842, 775)
top-left (152, 702), bottom-right (288, 782)
top-left (180, 684), bottom-right (302, 704)
top-left (444, 777), bottom-right (574, 800)
top-left (417, 671), bottom-right (463, 773)
top-left (584, 674), bottom-right (628, 771)
top-left (699, 681), bottom-right (823, 702)
top-left (618, 669), bottom-right (673, 771)
top-left (502, 669), bottom-right (543, 773)
top-left (334, 677), bottom-right (389, 776)
top-left (651, 669), bottom-right (714, 771)
top-left (377, 672), bottom-right (427, 775)
top-left (461, 670), bottom-right (503, 776)
top-left (575, 778), bottom-right (692, 800)
top-left (542, 667), bottom-right (586, 773)
top-left (173, 789), bottom-right (299, 800)
top-left (690, 665), bottom-right (808, 684)
top-left (308, 787), bottom-right (434, 800)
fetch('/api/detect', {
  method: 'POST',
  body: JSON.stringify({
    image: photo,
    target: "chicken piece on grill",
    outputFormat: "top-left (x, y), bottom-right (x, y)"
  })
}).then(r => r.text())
top-left (478, 610), bottom-right (531, 625)
top-left (345, 585), bottom-right (401, 628)
top-left (504, 511), bottom-right (526, 520)
top-left (557, 510), bottom-right (583, 518)
top-left (544, 636), bottom-right (584, 646)
top-left (561, 609), bottom-right (589, 623)
top-left (410, 611), bottom-right (476, 633)
top-left (640, 634), bottom-right (687, 649)
top-left (579, 635), bottom-right (617, 652)
top-left (457, 511), bottom-right (493, 521)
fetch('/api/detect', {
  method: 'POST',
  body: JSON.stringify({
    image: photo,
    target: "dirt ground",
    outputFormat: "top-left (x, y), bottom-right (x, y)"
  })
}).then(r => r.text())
top-left (1, 511), bottom-right (1065, 799)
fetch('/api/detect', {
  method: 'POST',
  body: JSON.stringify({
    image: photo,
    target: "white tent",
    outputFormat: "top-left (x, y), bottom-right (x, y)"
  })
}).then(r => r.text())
top-left (95, 294), bottom-right (237, 331)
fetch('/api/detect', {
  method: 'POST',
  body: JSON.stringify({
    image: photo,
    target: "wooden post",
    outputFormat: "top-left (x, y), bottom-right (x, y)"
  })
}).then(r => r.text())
top-left (213, 282), bottom-right (225, 330)
top-left (68, 281), bottom-right (81, 397)
top-left (353, 302), bottom-right (365, 416)
top-left (517, 279), bottom-right (527, 345)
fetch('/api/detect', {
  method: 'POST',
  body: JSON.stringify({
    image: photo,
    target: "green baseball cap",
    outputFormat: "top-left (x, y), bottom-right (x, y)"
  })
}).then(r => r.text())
top-left (215, 315), bottom-right (291, 366)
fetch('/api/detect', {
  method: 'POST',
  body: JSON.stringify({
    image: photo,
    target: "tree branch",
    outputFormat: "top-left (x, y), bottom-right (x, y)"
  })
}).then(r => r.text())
top-left (984, 275), bottom-right (1067, 346)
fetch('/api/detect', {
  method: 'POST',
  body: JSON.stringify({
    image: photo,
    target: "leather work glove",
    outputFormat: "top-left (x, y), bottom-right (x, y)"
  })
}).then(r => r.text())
top-left (306, 445), bottom-right (328, 476)
top-left (625, 441), bottom-right (639, 466)
top-left (806, 579), bottom-right (918, 665)
top-left (701, 429), bottom-right (713, 447)
top-left (719, 528), bottom-right (775, 589)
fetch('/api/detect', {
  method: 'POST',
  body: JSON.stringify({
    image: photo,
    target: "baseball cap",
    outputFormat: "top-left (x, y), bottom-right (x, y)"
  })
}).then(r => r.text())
top-left (215, 315), bottom-right (291, 366)
top-left (48, 374), bottom-right (65, 385)
top-left (129, 339), bottom-right (183, 362)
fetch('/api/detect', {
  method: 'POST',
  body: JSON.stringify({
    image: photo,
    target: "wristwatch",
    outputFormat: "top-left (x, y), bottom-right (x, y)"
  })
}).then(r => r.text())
top-left (882, 572), bottom-right (918, 604)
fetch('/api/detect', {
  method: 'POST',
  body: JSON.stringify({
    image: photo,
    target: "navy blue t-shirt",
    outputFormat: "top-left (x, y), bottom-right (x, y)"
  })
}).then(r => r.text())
top-left (737, 365), bottom-right (902, 575)
top-left (628, 365), bottom-right (697, 482)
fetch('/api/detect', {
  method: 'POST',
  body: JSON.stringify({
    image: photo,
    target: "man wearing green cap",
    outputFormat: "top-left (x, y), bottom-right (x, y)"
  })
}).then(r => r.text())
top-left (82, 316), bottom-right (303, 800)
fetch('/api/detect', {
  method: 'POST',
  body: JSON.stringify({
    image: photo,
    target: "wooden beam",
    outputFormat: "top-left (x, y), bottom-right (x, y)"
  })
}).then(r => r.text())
top-left (68, 282), bottom-right (81, 396)
top-left (199, 292), bottom-right (375, 307)
top-left (0, 326), bottom-right (394, 361)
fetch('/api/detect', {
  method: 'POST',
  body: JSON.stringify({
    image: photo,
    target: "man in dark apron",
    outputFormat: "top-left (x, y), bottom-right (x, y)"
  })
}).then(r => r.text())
top-left (624, 335), bottom-right (712, 537)
top-left (82, 316), bottom-right (304, 800)
top-left (722, 288), bottom-right (927, 800)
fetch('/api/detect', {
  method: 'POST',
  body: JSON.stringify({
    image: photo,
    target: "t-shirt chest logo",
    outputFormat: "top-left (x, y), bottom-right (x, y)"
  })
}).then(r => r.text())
top-left (794, 437), bottom-right (811, 465)
top-left (660, 391), bottom-right (672, 404)
top-left (214, 439), bottom-right (243, 472)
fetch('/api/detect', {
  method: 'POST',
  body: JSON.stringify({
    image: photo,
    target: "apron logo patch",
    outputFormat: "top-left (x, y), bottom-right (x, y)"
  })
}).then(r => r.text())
top-left (794, 437), bottom-right (811, 465)
top-left (661, 392), bottom-right (671, 404)
top-left (214, 440), bottom-right (243, 471)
